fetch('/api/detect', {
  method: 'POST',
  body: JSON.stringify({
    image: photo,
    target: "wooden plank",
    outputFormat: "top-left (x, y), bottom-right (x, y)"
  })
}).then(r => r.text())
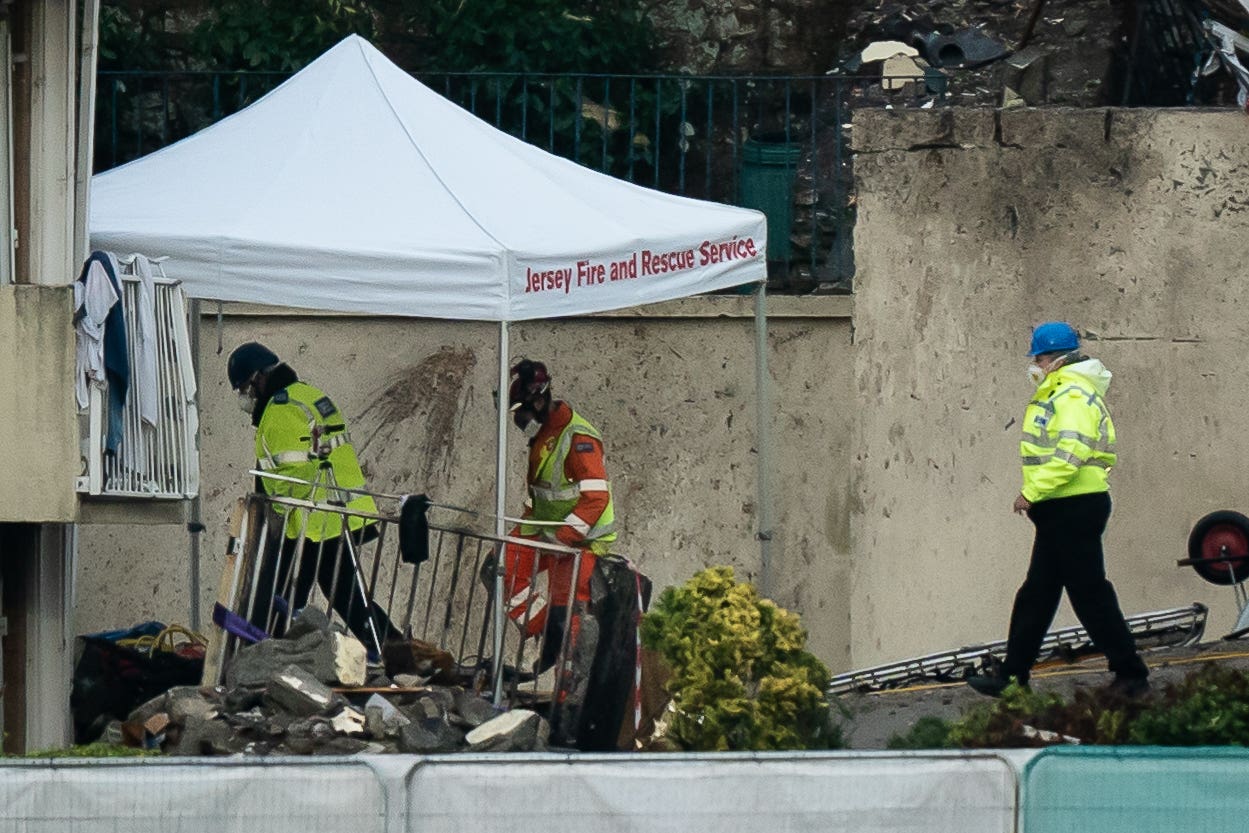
top-left (200, 498), bottom-right (250, 687)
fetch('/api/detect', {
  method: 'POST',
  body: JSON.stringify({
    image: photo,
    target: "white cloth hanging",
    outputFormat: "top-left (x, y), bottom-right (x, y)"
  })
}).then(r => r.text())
top-left (74, 258), bottom-right (119, 409)
top-left (129, 253), bottom-right (161, 427)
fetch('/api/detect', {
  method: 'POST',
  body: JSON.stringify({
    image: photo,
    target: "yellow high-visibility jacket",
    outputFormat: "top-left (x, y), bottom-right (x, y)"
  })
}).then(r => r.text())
top-left (1020, 359), bottom-right (1117, 503)
top-left (255, 381), bottom-right (376, 541)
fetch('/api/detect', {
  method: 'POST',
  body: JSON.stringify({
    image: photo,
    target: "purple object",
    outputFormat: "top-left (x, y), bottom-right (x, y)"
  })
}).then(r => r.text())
top-left (212, 603), bottom-right (269, 643)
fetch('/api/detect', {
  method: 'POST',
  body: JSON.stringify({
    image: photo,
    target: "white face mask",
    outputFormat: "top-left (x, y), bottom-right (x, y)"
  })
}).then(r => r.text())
top-left (238, 390), bottom-right (257, 413)
top-left (1027, 363), bottom-right (1047, 386)
top-left (519, 418), bottom-right (542, 440)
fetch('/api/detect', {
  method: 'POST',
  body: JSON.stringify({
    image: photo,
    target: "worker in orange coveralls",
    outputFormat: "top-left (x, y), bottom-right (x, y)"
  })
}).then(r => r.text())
top-left (502, 359), bottom-right (617, 674)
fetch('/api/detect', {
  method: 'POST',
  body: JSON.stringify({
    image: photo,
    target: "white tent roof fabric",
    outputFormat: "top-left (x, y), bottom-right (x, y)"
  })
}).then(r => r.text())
top-left (90, 36), bottom-right (767, 321)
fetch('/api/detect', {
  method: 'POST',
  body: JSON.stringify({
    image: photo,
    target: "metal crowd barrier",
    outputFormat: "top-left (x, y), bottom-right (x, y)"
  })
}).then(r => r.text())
top-left (204, 476), bottom-right (586, 721)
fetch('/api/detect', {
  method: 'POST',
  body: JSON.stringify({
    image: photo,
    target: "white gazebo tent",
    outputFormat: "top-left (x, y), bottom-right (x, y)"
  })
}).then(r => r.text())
top-left (90, 36), bottom-right (776, 678)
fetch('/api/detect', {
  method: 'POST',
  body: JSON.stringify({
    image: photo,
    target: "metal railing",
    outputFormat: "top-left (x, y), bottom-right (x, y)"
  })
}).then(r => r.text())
top-left (208, 481), bottom-right (608, 742)
top-left (95, 69), bottom-right (949, 291)
top-left (79, 262), bottom-right (200, 499)
top-left (827, 603), bottom-right (1208, 696)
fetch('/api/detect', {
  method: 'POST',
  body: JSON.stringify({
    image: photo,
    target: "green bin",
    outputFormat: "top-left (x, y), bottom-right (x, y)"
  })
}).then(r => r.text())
top-left (738, 138), bottom-right (802, 262)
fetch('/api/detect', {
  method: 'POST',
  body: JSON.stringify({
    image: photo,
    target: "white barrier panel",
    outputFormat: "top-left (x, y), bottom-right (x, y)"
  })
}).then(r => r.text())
top-left (406, 752), bottom-right (1018, 833)
top-left (0, 759), bottom-right (388, 833)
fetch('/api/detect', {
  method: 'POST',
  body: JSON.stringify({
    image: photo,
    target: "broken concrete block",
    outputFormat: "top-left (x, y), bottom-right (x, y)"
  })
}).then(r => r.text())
top-left (1002, 86), bottom-right (1026, 109)
top-left (860, 40), bottom-right (919, 64)
top-left (264, 664), bottom-right (344, 717)
top-left (127, 692), bottom-right (172, 727)
top-left (164, 686), bottom-right (219, 723)
top-left (392, 674), bottom-right (429, 688)
top-left (466, 709), bottom-right (549, 753)
top-left (365, 693), bottom-right (409, 738)
top-left (328, 632), bottom-right (367, 687)
top-left (283, 607), bottom-right (333, 640)
top-left (1004, 46), bottom-right (1049, 105)
top-left (331, 707), bottom-right (367, 736)
top-left (224, 685), bottom-right (265, 713)
top-left (167, 714), bottom-right (238, 756)
top-left (882, 54), bottom-right (925, 92)
top-left (397, 719), bottom-right (464, 754)
top-left (451, 689), bottom-right (498, 728)
top-left (229, 630), bottom-right (333, 687)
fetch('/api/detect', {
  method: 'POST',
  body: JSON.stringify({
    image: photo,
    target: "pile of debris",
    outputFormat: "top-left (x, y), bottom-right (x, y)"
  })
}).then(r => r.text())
top-left (105, 609), bottom-right (551, 756)
top-left (833, 0), bottom-right (1128, 108)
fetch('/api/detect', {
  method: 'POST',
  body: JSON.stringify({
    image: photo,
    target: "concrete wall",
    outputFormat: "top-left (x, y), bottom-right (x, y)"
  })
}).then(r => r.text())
top-left (850, 108), bottom-right (1249, 667)
top-left (0, 285), bottom-right (78, 523)
top-left (75, 296), bottom-right (856, 668)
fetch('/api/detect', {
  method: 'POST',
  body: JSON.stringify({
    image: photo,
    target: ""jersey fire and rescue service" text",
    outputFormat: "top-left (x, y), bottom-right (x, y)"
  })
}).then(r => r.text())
top-left (523, 236), bottom-right (759, 294)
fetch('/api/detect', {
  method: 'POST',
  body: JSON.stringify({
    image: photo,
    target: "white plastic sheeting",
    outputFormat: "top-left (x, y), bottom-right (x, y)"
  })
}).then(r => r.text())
top-left (0, 752), bottom-right (1023, 832)
top-left (89, 36), bottom-right (766, 321)
top-left (408, 753), bottom-right (1018, 833)
top-left (0, 759), bottom-right (387, 833)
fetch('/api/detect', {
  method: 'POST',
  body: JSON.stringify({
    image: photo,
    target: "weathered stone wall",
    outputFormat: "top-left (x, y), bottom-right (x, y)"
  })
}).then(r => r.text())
top-left (851, 108), bottom-right (1249, 667)
top-left (76, 297), bottom-right (856, 668)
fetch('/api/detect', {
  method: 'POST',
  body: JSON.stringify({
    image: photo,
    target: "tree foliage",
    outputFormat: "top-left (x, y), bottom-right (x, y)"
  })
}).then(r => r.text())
top-left (98, 0), bottom-right (655, 73)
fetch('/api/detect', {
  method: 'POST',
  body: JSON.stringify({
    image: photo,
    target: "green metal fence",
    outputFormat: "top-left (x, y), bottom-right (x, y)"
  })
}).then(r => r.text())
top-left (96, 70), bottom-right (948, 290)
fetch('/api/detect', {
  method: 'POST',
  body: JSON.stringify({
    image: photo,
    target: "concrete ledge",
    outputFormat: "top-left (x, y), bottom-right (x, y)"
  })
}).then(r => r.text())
top-left (199, 294), bottom-right (853, 320)
top-left (78, 497), bottom-right (189, 526)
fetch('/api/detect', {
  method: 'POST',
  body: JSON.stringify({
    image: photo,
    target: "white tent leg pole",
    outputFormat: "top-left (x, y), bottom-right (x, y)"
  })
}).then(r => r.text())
top-left (754, 281), bottom-right (774, 597)
top-left (492, 320), bottom-right (510, 706)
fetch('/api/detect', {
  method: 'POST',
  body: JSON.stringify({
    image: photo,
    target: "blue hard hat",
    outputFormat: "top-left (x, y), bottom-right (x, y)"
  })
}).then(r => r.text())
top-left (1028, 322), bottom-right (1080, 357)
top-left (227, 342), bottom-right (280, 390)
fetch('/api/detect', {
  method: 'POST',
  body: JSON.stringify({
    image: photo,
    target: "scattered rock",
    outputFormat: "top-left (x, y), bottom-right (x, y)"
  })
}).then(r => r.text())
top-left (328, 632), bottom-right (367, 687)
top-left (397, 718), bottom-right (464, 753)
top-left (284, 607), bottom-right (334, 640)
top-left (330, 707), bottom-right (367, 736)
top-left (466, 709), bottom-right (550, 753)
top-left (230, 630), bottom-right (333, 687)
top-left (264, 664), bottom-right (345, 717)
top-left (451, 689), bottom-right (499, 728)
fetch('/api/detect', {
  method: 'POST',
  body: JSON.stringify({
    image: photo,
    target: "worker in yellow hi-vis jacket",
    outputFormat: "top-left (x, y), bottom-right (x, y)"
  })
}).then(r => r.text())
top-left (228, 341), bottom-right (396, 658)
top-left (967, 322), bottom-right (1149, 699)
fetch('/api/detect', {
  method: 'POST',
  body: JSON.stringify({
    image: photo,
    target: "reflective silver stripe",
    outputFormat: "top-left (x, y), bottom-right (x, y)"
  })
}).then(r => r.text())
top-left (1056, 429), bottom-right (1099, 446)
top-left (578, 478), bottom-right (609, 492)
top-left (1053, 448), bottom-right (1085, 466)
top-left (1022, 431), bottom-right (1054, 448)
top-left (565, 512), bottom-right (592, 536)
top-left (1021, 455), bottom-right (1049, 466)
top-left (272, 450), bottom-right (313, 465)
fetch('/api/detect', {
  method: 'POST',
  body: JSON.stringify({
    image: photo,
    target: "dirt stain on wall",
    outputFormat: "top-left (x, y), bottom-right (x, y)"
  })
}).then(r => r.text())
top-left (355, 346), bottom-right (477, 489)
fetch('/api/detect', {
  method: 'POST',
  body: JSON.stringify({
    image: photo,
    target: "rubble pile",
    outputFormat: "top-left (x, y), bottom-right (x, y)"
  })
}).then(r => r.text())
top-left (107, 609), bottom-right (551, 756)
top-left (835, 0), bottom-right (1127, 108)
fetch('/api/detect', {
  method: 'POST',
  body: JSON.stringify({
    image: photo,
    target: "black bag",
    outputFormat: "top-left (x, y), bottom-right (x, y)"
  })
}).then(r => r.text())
top-left (70, 635), bottom-right (203, 743)
top-left (572, 557), bottom-right (652, 751)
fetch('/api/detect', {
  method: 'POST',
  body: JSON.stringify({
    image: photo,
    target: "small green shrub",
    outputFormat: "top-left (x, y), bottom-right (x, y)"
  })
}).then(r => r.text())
top-left (887, 716), bottom-right (954, 750)
top-left (640, 566), bottom-right (840, 751)
top-left (1130, 666), bottom-right (1249, 745)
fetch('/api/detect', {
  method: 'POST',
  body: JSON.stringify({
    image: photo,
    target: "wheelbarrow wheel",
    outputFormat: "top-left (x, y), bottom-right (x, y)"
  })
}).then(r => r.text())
top-left (1187, 510), bottom-right (1249, 586)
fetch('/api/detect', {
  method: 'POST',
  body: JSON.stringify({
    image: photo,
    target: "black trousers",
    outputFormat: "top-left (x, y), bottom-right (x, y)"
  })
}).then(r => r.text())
top-left (249, 523), bottom-right (399, 655)
top-left (1002, 491), bottom-right (1149, 683)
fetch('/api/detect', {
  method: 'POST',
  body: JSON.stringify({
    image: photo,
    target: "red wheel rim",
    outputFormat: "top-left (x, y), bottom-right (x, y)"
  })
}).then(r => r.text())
top-left (1199, 523), bottom-right (1249, 577)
